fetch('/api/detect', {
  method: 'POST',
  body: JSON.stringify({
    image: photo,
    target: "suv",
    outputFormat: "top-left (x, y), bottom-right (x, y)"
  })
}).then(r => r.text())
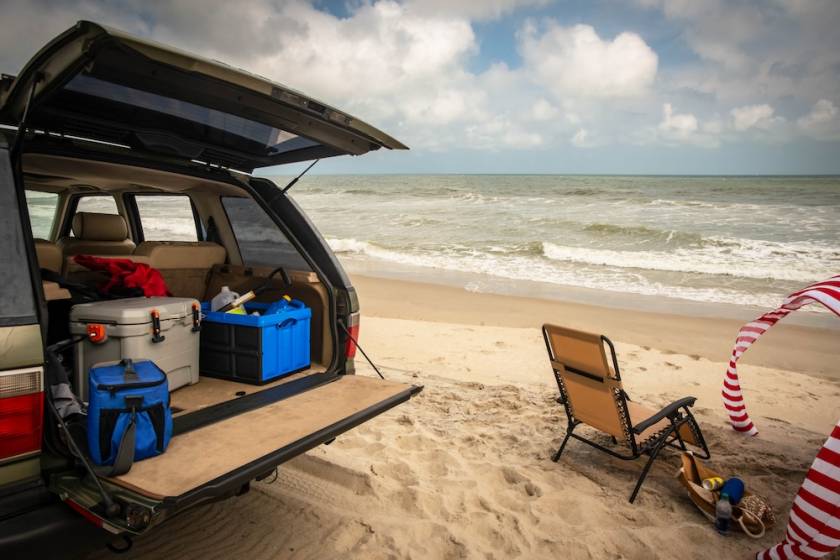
top-left (0, 21), bottom-right (419, 558)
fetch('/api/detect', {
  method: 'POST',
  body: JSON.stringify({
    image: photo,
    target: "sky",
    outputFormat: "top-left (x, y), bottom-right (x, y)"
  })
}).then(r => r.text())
top-left (1, 0), bottom-right (839, 175)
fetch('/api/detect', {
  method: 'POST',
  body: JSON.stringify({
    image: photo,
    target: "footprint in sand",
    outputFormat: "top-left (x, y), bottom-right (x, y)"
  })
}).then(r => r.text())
top-left (500, 467), bottom-right (543, 498)
top-left (664, 361), bottom-right (682, 370)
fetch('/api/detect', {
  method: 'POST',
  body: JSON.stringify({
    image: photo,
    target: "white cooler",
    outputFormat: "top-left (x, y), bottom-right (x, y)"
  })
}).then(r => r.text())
top-left (70, 297), bottom-right (201, 401)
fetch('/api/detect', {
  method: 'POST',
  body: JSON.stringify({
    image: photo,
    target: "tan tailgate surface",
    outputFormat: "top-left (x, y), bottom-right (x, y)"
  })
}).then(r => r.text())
top-left (109, 375), bottom-right (413, 498)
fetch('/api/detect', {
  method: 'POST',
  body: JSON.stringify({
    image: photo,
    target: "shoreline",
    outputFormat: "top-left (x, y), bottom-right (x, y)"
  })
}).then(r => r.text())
top-left (340, 258), bottom-right (838, 329)
top-left (350, 273), bottom-right (839, 380)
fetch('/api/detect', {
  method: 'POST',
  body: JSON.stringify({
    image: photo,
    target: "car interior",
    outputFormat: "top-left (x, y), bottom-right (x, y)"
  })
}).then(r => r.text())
top-left (22, 151), bottom-right (354, 497)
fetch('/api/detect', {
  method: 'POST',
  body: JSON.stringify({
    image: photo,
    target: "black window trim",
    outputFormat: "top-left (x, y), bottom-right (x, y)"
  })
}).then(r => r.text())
top-left (219, 195), bottom-right (245, 265)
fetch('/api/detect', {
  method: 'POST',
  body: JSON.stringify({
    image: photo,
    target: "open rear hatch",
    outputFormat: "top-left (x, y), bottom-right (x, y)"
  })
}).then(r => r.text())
top-left (1, 21), bottom-right (407, 172)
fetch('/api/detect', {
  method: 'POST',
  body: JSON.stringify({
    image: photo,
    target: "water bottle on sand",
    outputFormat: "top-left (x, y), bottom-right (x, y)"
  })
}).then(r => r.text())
top-left (715, 492), bottom-right (732, 534)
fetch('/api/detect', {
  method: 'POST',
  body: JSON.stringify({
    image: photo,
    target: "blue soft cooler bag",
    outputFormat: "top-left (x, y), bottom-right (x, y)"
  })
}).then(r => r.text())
top-left (87, 359), bottom-right (172, 475)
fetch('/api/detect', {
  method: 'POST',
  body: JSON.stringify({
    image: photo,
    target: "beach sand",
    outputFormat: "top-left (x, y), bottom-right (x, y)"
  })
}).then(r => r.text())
top-left (89, 276), bottom-right (840, 560)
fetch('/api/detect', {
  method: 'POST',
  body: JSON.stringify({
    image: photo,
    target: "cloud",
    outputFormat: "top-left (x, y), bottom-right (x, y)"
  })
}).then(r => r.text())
top-left (730, 104), bottom-right (781, 131)
top-left (465, 116), bottom-right (544, 150)
top-left (1, 0), bottom-right (838, 170)
top-left (640, 0), bottom-right (840, 109)
top-left (635, 0), bottom-right (765, 71)
top-left (797, 99), bottom-right (840, 139)
top-left (659, 103), bottom-right (698, 137)
top-left (529, 98), bottom-right (560, 121)
top-left (403, 0), bottom-right (550, 21)
top-left (570, 128), bottom-right (593, 147)
top-left (651, 102), bottom-right (720, 148)
top-left (519, 22), bottom-right (658, 98)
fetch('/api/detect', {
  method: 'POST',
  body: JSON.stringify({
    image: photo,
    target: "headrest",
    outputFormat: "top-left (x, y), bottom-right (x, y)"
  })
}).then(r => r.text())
top-left (71, 212), bottom-right (129, 242)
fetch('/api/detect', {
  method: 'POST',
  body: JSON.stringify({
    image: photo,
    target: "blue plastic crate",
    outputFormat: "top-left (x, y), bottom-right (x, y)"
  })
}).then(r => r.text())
top-left (199, 299), bottom-right (311, 384)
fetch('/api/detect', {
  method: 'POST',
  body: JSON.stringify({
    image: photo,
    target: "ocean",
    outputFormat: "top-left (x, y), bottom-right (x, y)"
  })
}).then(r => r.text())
top-left (26, 175), bottom-right (840, 313)
top-left (283, 175), bottom-right (840, 312)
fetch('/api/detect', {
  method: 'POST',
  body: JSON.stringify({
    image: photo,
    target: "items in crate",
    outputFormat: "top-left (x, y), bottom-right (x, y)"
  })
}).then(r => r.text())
top-left (70, 297), bottom-right (201, 401)
top-left (210, 285), bottom-right (242, 313)
top-left (87, 359), bottom-right (173, 475)
top-left (199, 298), bottom-right (311, 384)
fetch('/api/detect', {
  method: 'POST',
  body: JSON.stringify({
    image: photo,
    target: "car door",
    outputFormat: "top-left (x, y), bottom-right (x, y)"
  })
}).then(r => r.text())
top-left (0, 135), bottom-right (48, 505)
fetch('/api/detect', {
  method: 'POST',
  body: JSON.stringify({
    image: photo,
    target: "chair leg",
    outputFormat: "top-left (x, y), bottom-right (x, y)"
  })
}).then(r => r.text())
top-left (552, 425), bottom-right (575, 462)
top-left (685, 412), bottom-right (711, 459)
top-left (628, 430), bottom-right (671, 504)
top-left (673, 427), bottom-right (688, 451)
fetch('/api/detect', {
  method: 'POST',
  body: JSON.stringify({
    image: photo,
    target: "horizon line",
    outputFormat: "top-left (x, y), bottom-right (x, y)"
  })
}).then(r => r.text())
top-left (259, 172), bottom-right (840, 178)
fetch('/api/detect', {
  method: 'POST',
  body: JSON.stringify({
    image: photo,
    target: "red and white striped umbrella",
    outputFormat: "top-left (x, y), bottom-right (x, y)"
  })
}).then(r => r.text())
top-left (719, 275), bottom-right (840, 559)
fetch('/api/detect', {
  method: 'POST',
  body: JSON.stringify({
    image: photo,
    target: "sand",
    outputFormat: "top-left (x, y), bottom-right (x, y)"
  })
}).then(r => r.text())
top-left (87, 276), bottom-right (840, 560)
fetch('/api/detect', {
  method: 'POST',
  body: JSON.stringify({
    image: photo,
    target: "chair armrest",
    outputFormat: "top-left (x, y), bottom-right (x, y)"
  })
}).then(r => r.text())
top-left (632, 396), bottom-right (697, 435)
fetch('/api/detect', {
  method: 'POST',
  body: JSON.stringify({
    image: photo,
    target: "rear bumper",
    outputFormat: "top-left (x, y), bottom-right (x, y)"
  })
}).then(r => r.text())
top-left (0, 501), bottom-right (109, 559)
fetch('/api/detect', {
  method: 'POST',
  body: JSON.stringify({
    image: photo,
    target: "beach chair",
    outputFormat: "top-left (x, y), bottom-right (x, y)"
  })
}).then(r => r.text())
top-left (542, 324), bottom-right (710, 503)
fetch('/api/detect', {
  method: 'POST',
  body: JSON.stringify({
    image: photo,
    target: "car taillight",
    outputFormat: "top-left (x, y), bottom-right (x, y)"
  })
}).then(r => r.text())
top-left (345, 312), bottom-right (360, 359)
top-left (0, 367), bottom-right (43, 460)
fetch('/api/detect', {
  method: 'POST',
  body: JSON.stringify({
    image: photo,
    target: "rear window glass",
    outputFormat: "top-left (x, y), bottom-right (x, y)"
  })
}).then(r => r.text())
top-left (135, 195), bottom-right (199, 241)
top-left (25, 191), bottom-right (58, 239)
top-left (76, 195), bottom-right (118, 214)
top-left (65, 75), bottom-right (320, 156)
top-left (222, 197), bottom-right (310, 270)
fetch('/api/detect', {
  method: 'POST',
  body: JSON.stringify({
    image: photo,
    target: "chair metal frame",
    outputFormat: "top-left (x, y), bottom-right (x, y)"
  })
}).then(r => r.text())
top-left (543, 325), bottom-right (711, 503)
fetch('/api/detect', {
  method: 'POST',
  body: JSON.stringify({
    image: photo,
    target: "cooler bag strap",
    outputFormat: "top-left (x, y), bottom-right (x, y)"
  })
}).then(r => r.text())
top-left (108, 412), bottom-right (137, 476)
top-left (120, 358), bottom-right (139, 381)
top-left (94, 395), bottom-right (142, 477)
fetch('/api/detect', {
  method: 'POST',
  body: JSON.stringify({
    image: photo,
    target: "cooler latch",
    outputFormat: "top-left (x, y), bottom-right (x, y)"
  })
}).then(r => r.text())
top-left (150, 310), bottom-right (166, 343)
top-left (191, 303), bottom-right (201, 333)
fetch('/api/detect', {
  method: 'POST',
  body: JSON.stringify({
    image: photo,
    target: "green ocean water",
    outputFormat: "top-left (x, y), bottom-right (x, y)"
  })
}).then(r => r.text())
top-left (285, 175), bottom-right (840, 309)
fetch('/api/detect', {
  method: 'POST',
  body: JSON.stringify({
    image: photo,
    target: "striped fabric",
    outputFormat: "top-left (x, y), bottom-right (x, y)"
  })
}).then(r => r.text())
top-left (757, 420), bottom-right (840, 560)
top-left (722, 275), bottom-right (840, 435)
top-left (719, 275), bottom-right (840, 560)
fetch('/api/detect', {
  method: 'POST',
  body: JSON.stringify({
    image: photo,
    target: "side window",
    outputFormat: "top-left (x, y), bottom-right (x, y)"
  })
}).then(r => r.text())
top-left (222, 197), bottom-right (310, 270)
top-left (75, 195), bottom-right (118, 214)
top-left (134, 195), bottom-right (199, 241)
top-left (25, 190), bottom-right (58, 239)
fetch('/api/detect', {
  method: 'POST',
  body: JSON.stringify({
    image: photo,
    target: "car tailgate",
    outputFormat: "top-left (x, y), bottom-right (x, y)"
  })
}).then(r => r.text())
top-left (107, 375), bottom-right (420, 501)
